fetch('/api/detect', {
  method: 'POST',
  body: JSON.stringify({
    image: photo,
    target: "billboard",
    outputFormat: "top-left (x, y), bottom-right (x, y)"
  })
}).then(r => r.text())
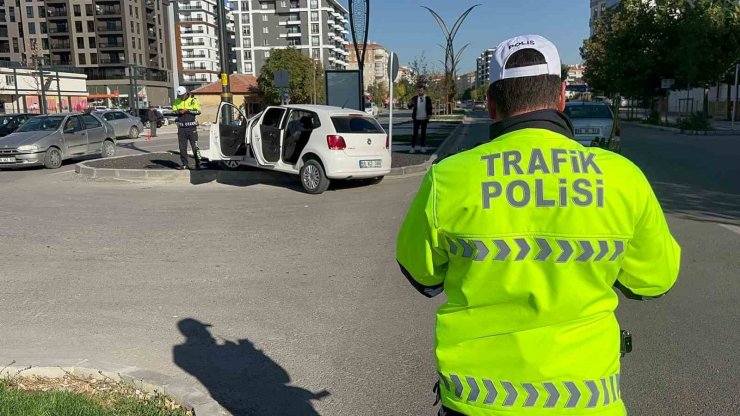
top-left (325, 70), bottom-right (362, 111)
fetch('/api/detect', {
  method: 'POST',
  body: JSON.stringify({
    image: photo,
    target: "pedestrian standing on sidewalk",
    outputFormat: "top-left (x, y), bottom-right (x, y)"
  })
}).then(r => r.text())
top-left (408, 86), bottom-right (433, 154)
top-left (147, 105), bottom-right (159, 138)
top-left (172, 86), bottom-right (203, 170)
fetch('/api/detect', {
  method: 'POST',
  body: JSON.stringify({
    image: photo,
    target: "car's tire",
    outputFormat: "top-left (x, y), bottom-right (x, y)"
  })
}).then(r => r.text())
top-left (43, 147), bottom-right (63, 169)
top-left (220, 160), bottom-right (241, 170)
top-left (101, 140), bottom-right (116, 158)
top-left (300, 159), bottom-right (330, 194)
top-left (366, 176), bottom-right (384, 186)
top-left (129, 126), bottom-right (140, 139)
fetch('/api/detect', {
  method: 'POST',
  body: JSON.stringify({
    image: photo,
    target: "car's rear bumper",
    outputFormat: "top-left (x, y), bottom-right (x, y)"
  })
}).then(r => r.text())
top-left (0, 152), bottom-right (44, 168)
top-left (324, 152), bottom-right (392, 179)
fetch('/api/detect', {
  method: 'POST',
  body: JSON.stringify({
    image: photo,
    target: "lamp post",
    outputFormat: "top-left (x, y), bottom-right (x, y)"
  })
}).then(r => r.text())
top-left (349, 0), bottom-right (370, 110)
top-left (217, 0), bottom-right (232, 106)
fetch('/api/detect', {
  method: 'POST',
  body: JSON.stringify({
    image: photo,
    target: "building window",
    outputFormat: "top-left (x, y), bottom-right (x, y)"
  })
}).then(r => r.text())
top-left (73, 5), bottom-right (81, 17)
top-left (9, 7), bottom-right (15, 22)
top-left (38, 6), bottom-right (45, 17)
top-left (129, 5), bottom-right (133, 15)
top-left (87, 21), bottom-right (94, 32)
top-left (78, 53), bottom-right (86, 64)
top-left (310, 11), bottom-right (318, 21)
top-left (42, 38), bottom-right (49, 49)
top-left (311, 0), bottom-right (318, 7)
top-left (264, 51), bottom-right (270, 58)
top-left (241, 14), bottom-right (250, 24)
top-left (75, 21), bottom-right (82, 32)
top-left (26, 5), bottom-right (33, 18)
top-left (261, 2), bottom-right (267, 9)
top-left (12, 38), bottom-right (18, 53)
top-left (77, 37), bottom-right (84, 48)
top-left (244, 50), bottom-right (252, 59)
top-left (28, 22), bottom-right (35, 34)
top-left (135, 7), bottom-right (139, 18)
top-left (40, 22), bottom-right (47, 34)
top-left (280, 1), bottom-right (286, 7)
top-left (245, 38), bottom-right (251, 47)
top-left (89, 37), bottom-right (96, 48)
top-left (287, 39), bottom-right (301, 46)
top-left (90, 53), bottom-right (97, 64)
top-left (311, 36), bottom-right (319, 46)
top-left (312, 49), bottom-right (320, 59)
top-left (311, 23), bottom-right (319, 33)
top-left (5, 75), bottom-right (14, 86)
top-left (241, 1), bottom-right (249, 11)
top-left (262, 26), bottom-right (268, 34)
top-left (85, 4), bottom-right (93, 16)
top-left (262, 14), bottom-right (268, 22)
top-left (263, 38), bottom-right (268, 46)
top-left (245, 62), bottom-right (252, 72)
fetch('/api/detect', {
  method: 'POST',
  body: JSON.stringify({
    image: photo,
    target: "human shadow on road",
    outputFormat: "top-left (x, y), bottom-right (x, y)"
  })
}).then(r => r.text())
top-left (173, 318), bottom-right (328, 416)
top-left (649, 181), bottom-right (740, 225)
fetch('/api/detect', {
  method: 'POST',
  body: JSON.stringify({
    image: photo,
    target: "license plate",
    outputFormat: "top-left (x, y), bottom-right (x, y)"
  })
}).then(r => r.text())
top-left (576, 128), bottom-right (600, 135)
top-left (0, 157), bottom-right (15, 163)
top-left (359, 160), bottom-right (382, 169)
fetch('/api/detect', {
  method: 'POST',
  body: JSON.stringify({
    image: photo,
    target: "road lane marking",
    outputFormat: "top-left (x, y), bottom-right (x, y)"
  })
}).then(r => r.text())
top-left (717, 223), bottom-right (740, 236)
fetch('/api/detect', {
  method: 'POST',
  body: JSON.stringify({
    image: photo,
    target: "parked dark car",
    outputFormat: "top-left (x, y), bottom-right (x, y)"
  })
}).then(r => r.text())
top-left (138, 109), bottom-right (164, 128)
top-left (0, 113), bottom-right (35, 137)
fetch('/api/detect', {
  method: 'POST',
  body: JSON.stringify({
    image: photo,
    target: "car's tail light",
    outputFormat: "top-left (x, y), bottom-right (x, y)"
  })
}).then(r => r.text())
top-left (615, 127), bottom-right (621, 137)
top-left (327, 135), bottom-right (346, 150)
top-left (385, 135), bottom-right (389, 149)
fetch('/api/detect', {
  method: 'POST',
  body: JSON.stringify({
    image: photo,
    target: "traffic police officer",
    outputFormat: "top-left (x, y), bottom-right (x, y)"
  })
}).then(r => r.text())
top-left (396, 35), bottom-right (680, 416)
top-left (173, 86), bottom-right (203, 170)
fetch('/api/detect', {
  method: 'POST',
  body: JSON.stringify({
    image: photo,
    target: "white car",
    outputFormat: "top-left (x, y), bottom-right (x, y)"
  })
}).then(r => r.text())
top-left (205, 104), bottom-right (391, 194)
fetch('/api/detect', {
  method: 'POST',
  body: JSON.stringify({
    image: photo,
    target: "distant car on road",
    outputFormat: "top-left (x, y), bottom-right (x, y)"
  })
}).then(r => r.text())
top-left (205, 104), bottom-right (391, 194)
top-left (0, 113), bottom-right (35, 138)
top-left (364, 101), bottom-right (379, 117)
top-left (472, 101), bottom-right (486, 111)
top-left (136, 109), bottom-right (164, 129)
top-left (94, 110), bottom-right (145, 139)
top-left (0, 113), bottom-right (116, 169)
top-left (564, 101), bottom-right (621, 153)
top-left (157, 105), bottom-right (175, 116)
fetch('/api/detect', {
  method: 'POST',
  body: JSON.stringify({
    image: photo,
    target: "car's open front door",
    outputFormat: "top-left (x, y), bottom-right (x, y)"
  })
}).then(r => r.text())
top-left (207, 102), bottom-right (247, 162)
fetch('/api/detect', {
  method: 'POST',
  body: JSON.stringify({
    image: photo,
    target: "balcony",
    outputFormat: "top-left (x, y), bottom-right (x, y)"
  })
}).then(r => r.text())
top-left (95, 6), bottom-right (121, 16)
top-left (49, 40), bottom-right (71, 49)
top-left (182, 40), bottom-right (206, 47)
top-left (97, 23), bottom-right (123, 32)
top-left (46, 8), bottom-right (68, 18)
top-left (184, 64), bottom-right (208, 71)
top-left (51, 58), bottom-right (72, 66)
top-left (182, 29), bottom-right (205, 35)
top-left (183, 52), bottom-right (207, 59)
top-left (147, 29), bottom-right (156, 39)
top-left (0, 46), bottom-right (10, 53)
top-left (100, 56), bottom-right (126, 65)
top-left (145, 0), bottom-right (155, 9)
top-left (48, 25), bottom-right (69, 34)
top-left (99, 41), bottom-right (125, 49)
top-left (179, 17), bottom-right (206, 23)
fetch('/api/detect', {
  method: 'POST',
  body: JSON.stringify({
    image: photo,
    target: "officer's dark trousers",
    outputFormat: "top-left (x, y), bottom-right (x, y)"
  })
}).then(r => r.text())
top-left (178, 128), bottom-right (200, 167)
top-left (412, 119), bottom-right (429, 148)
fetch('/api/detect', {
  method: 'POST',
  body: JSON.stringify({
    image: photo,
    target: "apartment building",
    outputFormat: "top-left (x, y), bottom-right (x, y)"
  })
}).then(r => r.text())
top-left (348, 41), bottom-right (389, 93)
top-left (589, 0), bottom-right (620, 34)
top-left (174, 0), bottom-right (237, 90)
top-left (0, 0), bottom-right (174, 107)
top-left (231, 0), bottom-right (350, 77)
top-left (475, 47), bottom-right (496, 87)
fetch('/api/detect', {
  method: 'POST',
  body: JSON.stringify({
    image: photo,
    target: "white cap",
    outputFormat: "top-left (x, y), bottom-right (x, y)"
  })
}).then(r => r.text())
top-left (489, 34), bottom-right (561, 84)
top-left (176, 86), bottom-right (187, 96)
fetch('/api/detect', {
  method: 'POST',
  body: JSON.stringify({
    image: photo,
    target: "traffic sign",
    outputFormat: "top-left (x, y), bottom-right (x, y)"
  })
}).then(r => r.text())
top-left (275, 70), bottom-right (290, 88)
top-left (388, 53), bottom-right (399, 83)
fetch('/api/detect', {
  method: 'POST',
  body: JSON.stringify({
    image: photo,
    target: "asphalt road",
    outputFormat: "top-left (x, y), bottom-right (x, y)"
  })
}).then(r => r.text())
top-left (0, 112), bottom-right (737, 415)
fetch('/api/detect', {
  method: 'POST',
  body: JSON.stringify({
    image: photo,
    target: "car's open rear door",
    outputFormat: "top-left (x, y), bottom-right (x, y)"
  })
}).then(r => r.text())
top-left (206, 102), bottom-right (247, 162)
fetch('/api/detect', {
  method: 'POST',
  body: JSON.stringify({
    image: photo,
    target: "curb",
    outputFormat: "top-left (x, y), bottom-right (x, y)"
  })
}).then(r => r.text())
top-left (621, 121), bottom-right (739, 136)
top-left (388, 119), bottom-right (469, 177)
top-left (0, 359), bottom-right (225, 415)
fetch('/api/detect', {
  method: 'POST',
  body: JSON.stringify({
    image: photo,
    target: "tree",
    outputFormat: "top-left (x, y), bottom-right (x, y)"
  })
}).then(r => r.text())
top-left (257, 48), bottom-right (325, 105)
top-left (367, 80), bottom-right (388, 107)
top-left (561, 64), bottom-right (570, 82)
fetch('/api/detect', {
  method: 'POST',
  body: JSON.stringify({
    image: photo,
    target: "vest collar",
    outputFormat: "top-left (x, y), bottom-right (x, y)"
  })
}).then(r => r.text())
top-left (489, 109), bottom-right (574, 141)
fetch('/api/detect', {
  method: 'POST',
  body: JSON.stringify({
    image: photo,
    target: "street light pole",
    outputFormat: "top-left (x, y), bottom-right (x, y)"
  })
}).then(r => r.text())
top-left (733, 62), bottom-right (738, 130)
top-left (217, 0), bottom-right (232, 106)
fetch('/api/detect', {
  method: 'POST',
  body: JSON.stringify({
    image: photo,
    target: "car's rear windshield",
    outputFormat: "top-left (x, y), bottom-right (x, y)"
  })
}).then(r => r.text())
top-left (564, 105), bottom-right (612, 119)
top-left (331, 116), bottom-right (384, 134)
top-left (17, 116), bottom-right (64, 132)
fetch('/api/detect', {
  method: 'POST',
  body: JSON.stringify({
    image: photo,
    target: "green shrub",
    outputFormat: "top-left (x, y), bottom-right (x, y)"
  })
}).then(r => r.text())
top-left (677, 113), bottom-right (711, 131)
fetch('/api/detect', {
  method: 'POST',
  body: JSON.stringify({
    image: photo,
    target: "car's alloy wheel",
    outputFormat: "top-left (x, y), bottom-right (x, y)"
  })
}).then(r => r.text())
top-left (129, 126), bottom-right (140, 139)
top-left (44, 147), bottom-right (62, 169)
top-left (101, 140), bottom-right (116, 158)
top-left (299, 159), bottom-right (330, 194)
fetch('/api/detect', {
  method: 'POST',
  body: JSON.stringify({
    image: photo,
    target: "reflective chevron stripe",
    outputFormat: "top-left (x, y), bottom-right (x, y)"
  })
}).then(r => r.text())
top-left (438, 373), bottom-right (621, 410)
top-left (446, 237), bottom-right (628, 263)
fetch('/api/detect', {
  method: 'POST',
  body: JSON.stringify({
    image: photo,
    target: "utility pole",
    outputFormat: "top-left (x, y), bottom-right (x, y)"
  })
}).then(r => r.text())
top-left (217, 0), bottom-right (232, 124)
top-left (733, 62), bottom-right (738, 130)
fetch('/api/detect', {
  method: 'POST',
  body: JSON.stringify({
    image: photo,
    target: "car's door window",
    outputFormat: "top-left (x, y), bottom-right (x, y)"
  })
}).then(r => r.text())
top-left (113, 112), bottom-right (128, 120)
top-left (259, 108), bottom-right (286, 163)
top-left (103, 112), bottom-right (116, 121)
top-left (64, 116), bottom-right (83, 132)
top-left (80, 114), bottom-right (102, 130)
top-left (262, 108), bottom-right (286, 128)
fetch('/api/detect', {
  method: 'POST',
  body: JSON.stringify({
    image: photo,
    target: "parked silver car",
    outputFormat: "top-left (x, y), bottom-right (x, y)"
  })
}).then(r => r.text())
top-left (94, 110), bottom-right (145, 139)
top-left (564, 101), bottom-right (621, 153)
top-left (0, 113), bottom-right (116, 169)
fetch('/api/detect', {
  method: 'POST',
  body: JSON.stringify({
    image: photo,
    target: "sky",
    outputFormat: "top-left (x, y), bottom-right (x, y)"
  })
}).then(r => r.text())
top-left (342, 0), bottom-right (591, 73)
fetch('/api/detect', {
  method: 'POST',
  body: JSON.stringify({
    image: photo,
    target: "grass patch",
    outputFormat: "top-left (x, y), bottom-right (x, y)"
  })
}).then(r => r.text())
top-left (0, 371), bottom-right (191, 416)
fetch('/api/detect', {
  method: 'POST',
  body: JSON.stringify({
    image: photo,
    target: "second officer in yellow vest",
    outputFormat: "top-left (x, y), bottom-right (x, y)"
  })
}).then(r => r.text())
top-left (173, 86), bottom-right (203, 170)
top-left (396, 35), bottom-right (680, 416)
